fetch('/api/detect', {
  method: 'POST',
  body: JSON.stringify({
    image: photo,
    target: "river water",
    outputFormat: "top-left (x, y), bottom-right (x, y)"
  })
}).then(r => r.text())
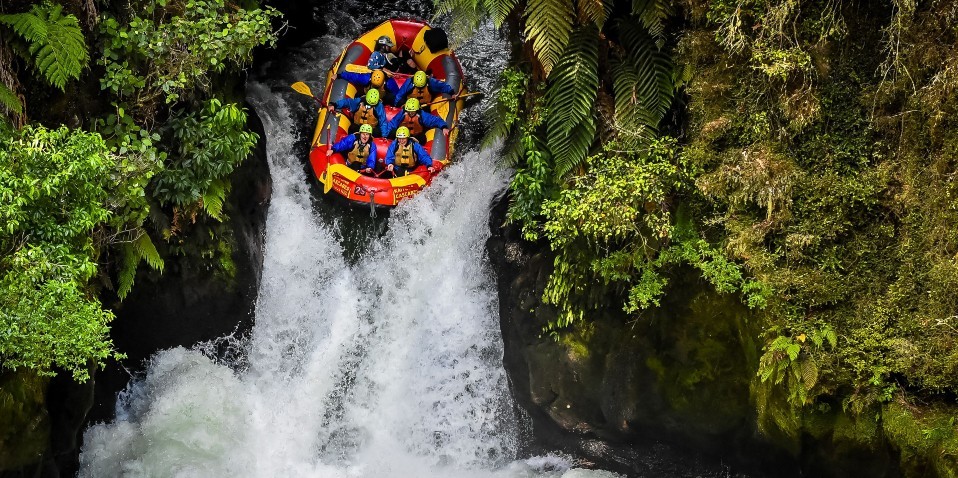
top-left (77, 14), bottom-right (626, 477)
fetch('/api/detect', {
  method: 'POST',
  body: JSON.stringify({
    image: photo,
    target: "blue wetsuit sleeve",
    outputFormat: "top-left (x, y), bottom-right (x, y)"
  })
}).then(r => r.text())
top-left (384, 111), bottom-right (405, 137)
top-left (375, 103), bottom-right (390, 137)
top-left (393, 81), bottom-right (413, 106)
top-left (334, 97), bottom-right (360, 111)
top-left (331, 134), bottom-right (355, 153)
top-left (428, 77), bottom-right (456, 95)
top-left (419, 111), bottom-right (449, 130)
top-left (384, 141), bottom-right (398, 166)
top-left (339, 71), bottom-right (371, 86)
top-left (385, 77), bottom-right (401, 97)
top-left (414, 142), bottom-right (433, 167)
top-left (366, 143), bottom-right (378, 169)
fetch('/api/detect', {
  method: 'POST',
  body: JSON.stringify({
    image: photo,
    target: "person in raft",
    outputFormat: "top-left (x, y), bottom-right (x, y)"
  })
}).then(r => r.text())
top-left (367, 36), bottom-right (394, 71)
top-left (393, 70), bottom-right (455, 106)
top-left (327, 123), bottom-right (378, 174)
top-left (338, 69), bottom-right (400, 103)
top-left (384, 98), bottom-right (449, 141)
top-left (327, 89), bottom-right (388, 136)
top-left (385, 126), bottom-right (434, 177)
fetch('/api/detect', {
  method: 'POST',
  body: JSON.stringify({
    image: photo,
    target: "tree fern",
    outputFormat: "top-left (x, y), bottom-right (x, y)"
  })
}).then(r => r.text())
top-left (0, 3), bottom-right (89, 91)
top-left (545, 26), bottom-right (599, 177)
top-left (133, 231), bottom-right (164, 272)
top-left (550, 115), bottom-right (596, 176)
top-left (116, 242), bottom-right (138, 299)
top-left (631, 0), bottom-right (673, 48)
top-left (117, 228), bottom-right (165, 299)
top-left (202, 178), bottom-right (228, 221)
top-left (482, 0), bottom-right (521, 27)
top-left (434, 0), bottom-right (486, 43)
top-left (611, 20), bottom-right (675, 149)
top-left (577, 0), bottom-right (612, 29)
top-left (0, 81), bottom-right (22, 116)
top-left (525, 0), bottom-right (574, 75)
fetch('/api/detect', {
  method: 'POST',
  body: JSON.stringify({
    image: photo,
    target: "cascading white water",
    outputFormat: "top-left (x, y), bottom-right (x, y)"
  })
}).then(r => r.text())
top-left (78, 35), bottom-right (622, 478)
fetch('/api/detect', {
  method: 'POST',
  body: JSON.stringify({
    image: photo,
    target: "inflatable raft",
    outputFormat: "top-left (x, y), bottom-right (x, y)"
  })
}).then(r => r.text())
top-left (308, 19), bottom-right (466, 209)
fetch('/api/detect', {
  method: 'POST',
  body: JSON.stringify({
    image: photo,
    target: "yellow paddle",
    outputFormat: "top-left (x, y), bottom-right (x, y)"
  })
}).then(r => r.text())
top-left (323, 170), bottom-right (333, 194)
top-left (344, 64), bottom-right (373, 74)
top-left (291, 82), bottom-right (325, 107)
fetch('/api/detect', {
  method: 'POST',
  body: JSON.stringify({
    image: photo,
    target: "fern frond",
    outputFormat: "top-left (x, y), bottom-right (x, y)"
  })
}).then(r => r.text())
top-left (117, 242), bottom-right (138, 300)
top-left (434, 0), bottom-right (485, 45)
top-left (800, 358), bottom-right (819, 391)
top-left (577, 0), bottom-right (612, 29)
top-left (545, 26), bottom-right (599, 176)
top-left (202, 178), bottom-right (227, 221)
top-left (551, 115), bottom-right (596, 176)
top-left (0, 3), bottom-right (89, 91)
top-left (525, 0), bottom-right (574, 75)
top-left (0, 81), bottom-right (23, 116)
top-left (481, 0), bottom-right (520, 27)
top-left (0, 9), bottom-right (48, 44)
top-left (631, 0), bottom-right (673, 47)
top-left (133, 231), bottom-right (164, 273)
top-left (611, 20), bottom-right (675, 148)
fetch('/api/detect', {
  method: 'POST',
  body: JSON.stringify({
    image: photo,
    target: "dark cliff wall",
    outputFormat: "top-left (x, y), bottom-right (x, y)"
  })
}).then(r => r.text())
top-left (487, 194), bottom-right (906, 478)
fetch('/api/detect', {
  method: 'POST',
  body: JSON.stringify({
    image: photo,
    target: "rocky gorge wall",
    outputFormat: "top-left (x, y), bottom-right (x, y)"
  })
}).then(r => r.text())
top-left (486, 195), bottom-right (910, 478)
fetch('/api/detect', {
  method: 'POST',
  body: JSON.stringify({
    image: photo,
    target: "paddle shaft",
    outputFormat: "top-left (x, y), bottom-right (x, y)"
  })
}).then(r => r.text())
top-left (423, 91), bottom-right (482, 107)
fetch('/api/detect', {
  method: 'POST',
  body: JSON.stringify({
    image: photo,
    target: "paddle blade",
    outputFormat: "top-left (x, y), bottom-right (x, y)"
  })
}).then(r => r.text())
top-left (323, 169), bottom-right (333, 194)
top-left (344, 64), bottom-right (372, 74)
top-left (291, 82), bottom-right (313, 97)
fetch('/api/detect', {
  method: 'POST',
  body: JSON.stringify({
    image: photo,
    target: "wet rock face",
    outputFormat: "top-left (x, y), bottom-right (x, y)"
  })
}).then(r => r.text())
top-left (486, 195), bottom-right (794, 477)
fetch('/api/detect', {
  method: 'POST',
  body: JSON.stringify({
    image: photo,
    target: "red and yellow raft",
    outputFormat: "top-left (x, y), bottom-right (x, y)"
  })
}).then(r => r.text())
top-left (308, 19), bottom-right (466, 208)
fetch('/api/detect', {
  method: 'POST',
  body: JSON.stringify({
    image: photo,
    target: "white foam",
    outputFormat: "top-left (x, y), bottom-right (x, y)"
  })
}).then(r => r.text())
top-left (79, 36), bottom-right (623, 478)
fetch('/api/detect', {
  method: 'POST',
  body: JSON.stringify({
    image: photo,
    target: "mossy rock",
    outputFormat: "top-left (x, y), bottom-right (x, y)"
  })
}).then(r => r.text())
top-left (0, 370), bottom-right (49, 470)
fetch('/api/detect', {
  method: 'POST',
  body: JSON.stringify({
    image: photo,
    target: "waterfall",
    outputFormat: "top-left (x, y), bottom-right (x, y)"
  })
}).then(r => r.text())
top-left (78, 35), bottom-right (621, 478)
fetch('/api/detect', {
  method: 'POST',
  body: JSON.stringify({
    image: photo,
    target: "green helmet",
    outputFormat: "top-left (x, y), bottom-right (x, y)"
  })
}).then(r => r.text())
top-left (364, 88), bottom-right (380, 105)
top-left (404, 97), bottom-right (420, 112)
top-left (395, 126), bottom-right (410, 138)
top-left (359, 123), bottom-right (374, 134)
top-left (413, 71), bottom-right (428, 88)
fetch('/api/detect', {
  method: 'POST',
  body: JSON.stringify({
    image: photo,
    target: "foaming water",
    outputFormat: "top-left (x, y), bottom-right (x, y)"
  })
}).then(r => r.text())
top-left (78, 35), bottom-right (621, 478)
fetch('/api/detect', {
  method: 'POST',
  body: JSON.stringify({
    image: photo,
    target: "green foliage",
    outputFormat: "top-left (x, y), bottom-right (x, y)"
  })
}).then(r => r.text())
top-left (578, 0), bottom-right (612, 29)
top-left (506, 129), bottom-right (551, 240)
top-left (484, 67), bottom-right (528, 152)
top-left (116, 230), bottom-right (164, 299)
top-left (0, 126), bottom-right (125, 381)
top-left (99, 0), bottom-right (279, 108)
top-left (611, 20), bottom-right (676, 150)
top-left (540, 138), bottom-right (766, 330)
top-left (0, 3), bottom-right (90, 91)
top-left (151, 99), bottom-right (256, 211)
top-left (524, 0), bottom-right (574, 75)
top-left (632, 0), bottom-right (674, 46)
top-left (545, 26), bottom-right (598, 177)
top-left (0, 82), bottom-right (22, 116)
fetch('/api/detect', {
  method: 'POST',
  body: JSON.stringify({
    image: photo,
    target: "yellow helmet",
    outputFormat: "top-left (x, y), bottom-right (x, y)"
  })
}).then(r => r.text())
top-left (404, 97), bottom-right (420, 112)
top-left (413, 71), bottom-right (427, 88)
top-left (370, 70), bottom-right (385, 88)
top-left (364, 88), bottom-right (380, 105)
top-left (359, 123), bottom-right (374, 134)
top-left (395, 126), bottom-right (410, 138)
